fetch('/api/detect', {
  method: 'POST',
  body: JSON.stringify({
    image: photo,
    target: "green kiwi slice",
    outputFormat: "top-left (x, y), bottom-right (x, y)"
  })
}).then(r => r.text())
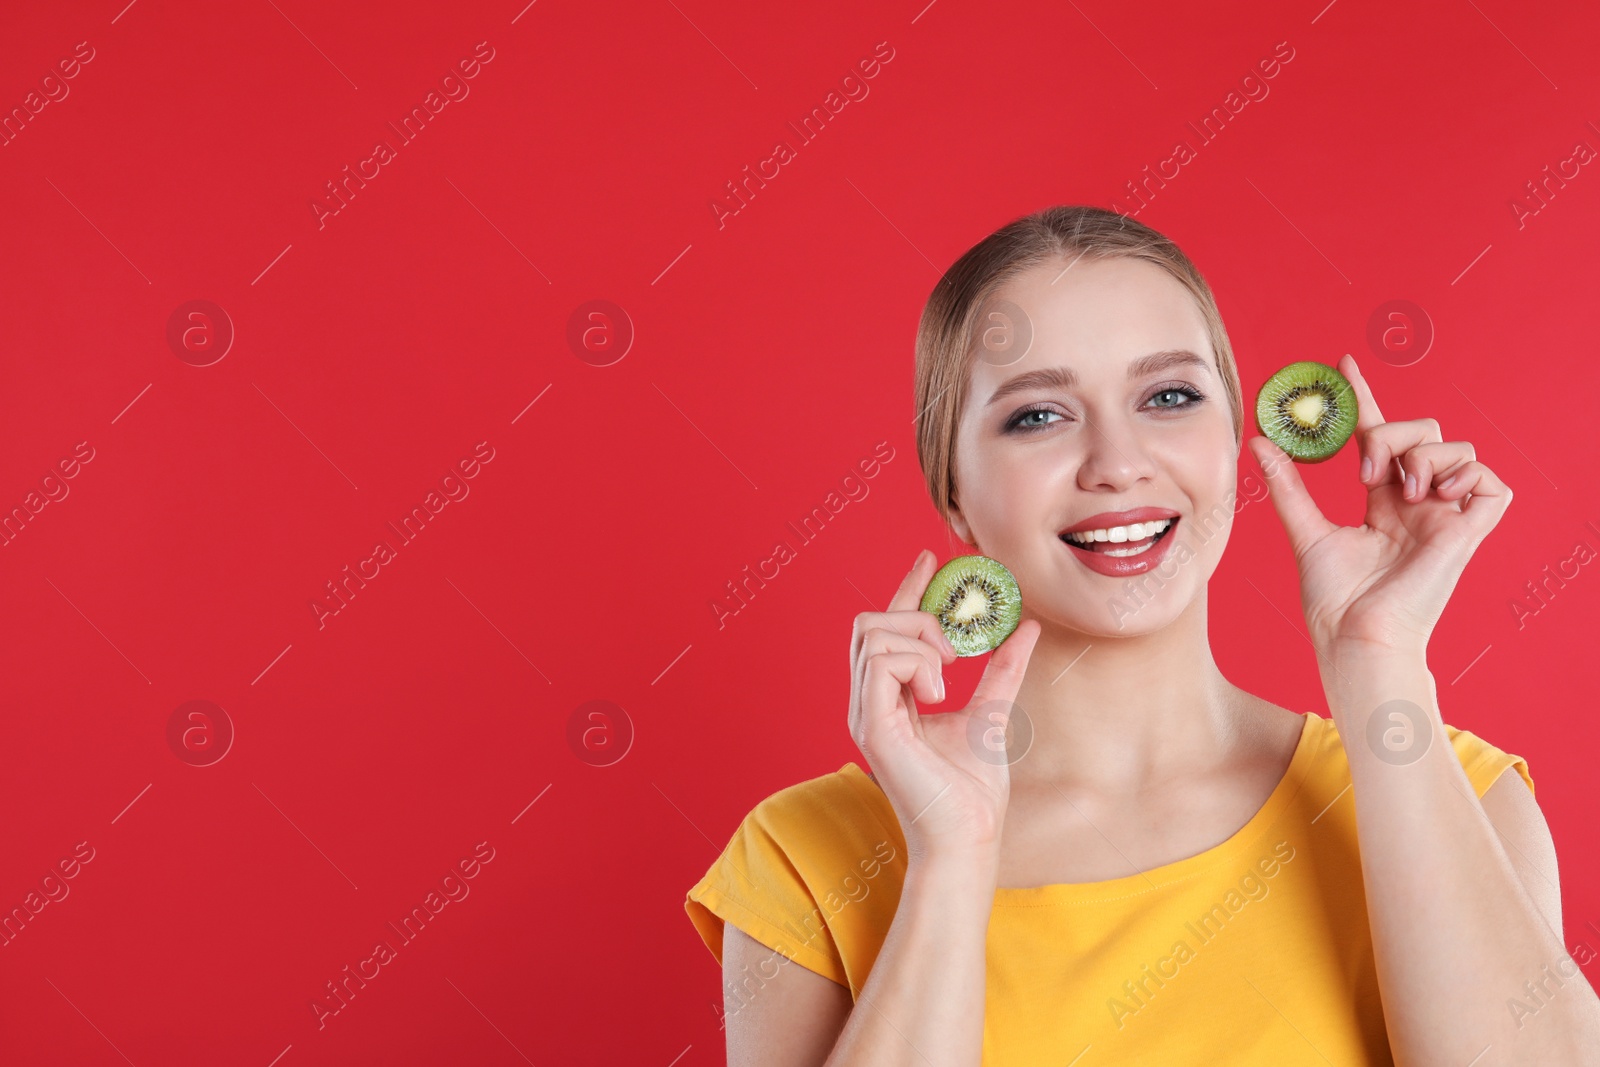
top-left (1255, 361), bottom-right (1359, 462)
top-left (920, 555), bottom-right (1023, 657)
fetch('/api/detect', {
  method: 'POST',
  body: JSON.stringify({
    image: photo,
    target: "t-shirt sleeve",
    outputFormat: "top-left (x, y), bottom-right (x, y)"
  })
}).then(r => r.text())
top-left (684, 796), bottom-right (852, 990)
top-left (1445, 723), bottom-right (1534, 799)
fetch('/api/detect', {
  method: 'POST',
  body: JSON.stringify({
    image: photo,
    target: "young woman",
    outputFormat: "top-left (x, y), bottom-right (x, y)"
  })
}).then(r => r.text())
top-left (684, 205), bottom-right (1600, 1064)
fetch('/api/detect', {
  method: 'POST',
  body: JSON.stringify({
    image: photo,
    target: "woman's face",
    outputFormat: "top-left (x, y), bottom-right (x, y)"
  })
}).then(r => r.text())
top-left (948, 255), bottom-right (1240, 636)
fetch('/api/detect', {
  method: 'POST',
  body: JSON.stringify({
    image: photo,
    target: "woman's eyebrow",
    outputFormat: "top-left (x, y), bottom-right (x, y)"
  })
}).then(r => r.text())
top-left (1130, 349), bottom-right (1211, 380)
top-left (983, 349), bottom-right (1210, 408)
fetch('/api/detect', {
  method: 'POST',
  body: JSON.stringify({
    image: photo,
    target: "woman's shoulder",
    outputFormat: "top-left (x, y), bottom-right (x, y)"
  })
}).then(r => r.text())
top-left (727, 762), bottom-right (907, 892)
top-left (745, 761), bottom-right (897, 833)
top-left (1314, 710), bottom-right (1534, 798)
top-left (683, 762), bottom-right (907, 995)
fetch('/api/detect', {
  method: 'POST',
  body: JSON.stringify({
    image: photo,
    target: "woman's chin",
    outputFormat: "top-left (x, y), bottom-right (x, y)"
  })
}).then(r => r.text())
top-left (1027, 604), bottom-right (1184, 642)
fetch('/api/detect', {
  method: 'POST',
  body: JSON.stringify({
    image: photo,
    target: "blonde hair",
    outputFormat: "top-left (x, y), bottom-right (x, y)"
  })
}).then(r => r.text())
top-left (914, 205), bottom-right (1244, 528)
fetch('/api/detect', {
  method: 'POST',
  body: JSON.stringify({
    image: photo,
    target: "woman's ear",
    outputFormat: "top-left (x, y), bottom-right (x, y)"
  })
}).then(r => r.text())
top-left (947, 493), bottom-right (975, 547)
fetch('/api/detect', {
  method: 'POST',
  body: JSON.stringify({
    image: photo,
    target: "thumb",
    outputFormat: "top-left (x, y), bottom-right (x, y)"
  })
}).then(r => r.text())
top-left (966, 618), bottom-right (1041, 714)
top-left (1247, 436), bottom-right (1335, 560)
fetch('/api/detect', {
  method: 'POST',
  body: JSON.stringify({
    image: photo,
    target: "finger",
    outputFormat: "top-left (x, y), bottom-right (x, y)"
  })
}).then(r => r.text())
top-left (859, 651), bottom-right (942, 745)
top-left (857, 629), bottom-right (947, 704)
top-left (852, 607), bottom-right (958, 668)
top-left (966, 618), bottom-right (1041, 713)
top-left (1398, 441), bottom-right (1476, 502)
top-left (1339, 353), bottom-right (1386, 431)
top-left (1359, 417), bottom-right (1443, 490)
top-left (1247, 436), bottom-right (1337, 560)
top-left (1433, 460), bottom-right (1514, 527)
top-left (887, 550), bottom-right (938, 614)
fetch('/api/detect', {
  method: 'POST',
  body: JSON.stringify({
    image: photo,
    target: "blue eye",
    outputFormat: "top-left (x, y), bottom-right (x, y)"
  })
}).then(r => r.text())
top-left (1004, 407), bottom-right (1065, 434)
top-left (1149, 386), bottom-right (1205, 409)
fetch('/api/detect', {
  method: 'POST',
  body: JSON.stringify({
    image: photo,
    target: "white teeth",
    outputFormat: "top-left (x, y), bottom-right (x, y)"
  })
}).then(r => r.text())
top-left (1063, 518), bottom-right (1172, 545)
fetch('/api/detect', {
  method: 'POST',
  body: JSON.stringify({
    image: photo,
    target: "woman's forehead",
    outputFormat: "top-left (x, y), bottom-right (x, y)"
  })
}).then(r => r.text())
top-left (994, 256), bottom-right (1205, 333)
top-left (975, 262), bottom-right (1215, 383)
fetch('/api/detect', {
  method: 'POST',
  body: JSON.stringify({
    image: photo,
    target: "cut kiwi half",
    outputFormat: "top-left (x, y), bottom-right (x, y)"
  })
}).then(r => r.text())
top-left (1255, 361), bottom-right (1359, 462)
top-left (920, 555), bottom-right (1022, 657)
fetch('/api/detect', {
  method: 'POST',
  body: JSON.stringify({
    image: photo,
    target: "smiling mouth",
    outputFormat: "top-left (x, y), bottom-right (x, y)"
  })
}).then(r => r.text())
top-left (1060, 518), bottom-right (1179, 558)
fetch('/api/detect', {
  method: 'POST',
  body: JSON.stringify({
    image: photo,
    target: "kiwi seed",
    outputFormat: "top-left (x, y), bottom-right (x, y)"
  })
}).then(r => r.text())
top-left (919, 555), bottom-right (1023, 657)
top-left (1255, 360), bottom-right (1359, 463)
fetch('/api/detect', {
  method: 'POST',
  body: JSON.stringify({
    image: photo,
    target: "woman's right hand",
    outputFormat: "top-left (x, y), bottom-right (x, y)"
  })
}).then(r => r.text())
top-left (848, 549), bottom-right (1042, 864)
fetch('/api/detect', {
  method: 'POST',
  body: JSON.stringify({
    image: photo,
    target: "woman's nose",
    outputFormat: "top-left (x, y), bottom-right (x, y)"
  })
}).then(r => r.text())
top-left (1075, 417), bottom-right (1152, 492)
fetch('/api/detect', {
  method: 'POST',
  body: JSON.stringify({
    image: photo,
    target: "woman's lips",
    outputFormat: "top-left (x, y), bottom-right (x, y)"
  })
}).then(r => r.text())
top-left (1060, 517), bottom-right (1180, 577)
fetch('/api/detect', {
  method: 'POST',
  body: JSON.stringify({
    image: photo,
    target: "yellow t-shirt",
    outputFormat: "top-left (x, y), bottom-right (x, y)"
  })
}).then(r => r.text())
top-left (684, 711), bottom-right (1534, 1064)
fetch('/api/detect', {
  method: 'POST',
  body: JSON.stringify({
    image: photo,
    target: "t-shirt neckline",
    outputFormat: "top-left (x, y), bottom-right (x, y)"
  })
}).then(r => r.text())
top-left (838, 711), bottom-right (1321, 906)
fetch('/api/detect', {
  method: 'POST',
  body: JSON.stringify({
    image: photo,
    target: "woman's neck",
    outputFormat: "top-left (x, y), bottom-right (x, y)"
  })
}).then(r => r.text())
top-left (1005, 592), bottom-right (1256, 794)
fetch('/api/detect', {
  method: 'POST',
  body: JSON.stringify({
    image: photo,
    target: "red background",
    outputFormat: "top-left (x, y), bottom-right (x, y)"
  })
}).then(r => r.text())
top-left (2, 0), bottom-right (1597, 1063)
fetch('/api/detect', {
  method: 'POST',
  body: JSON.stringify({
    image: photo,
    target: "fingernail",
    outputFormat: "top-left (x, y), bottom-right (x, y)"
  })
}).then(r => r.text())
top-left (1438, 473), bottom-right (1457, 491)
top-left (1404, 472), bottom-right (1416, 499)
top-left (1359, 455), bottom-right (1372, 483)
top-left (936, 674), bottom-right (945, 700)
top-left (942, 633), bottom-right (957, 656)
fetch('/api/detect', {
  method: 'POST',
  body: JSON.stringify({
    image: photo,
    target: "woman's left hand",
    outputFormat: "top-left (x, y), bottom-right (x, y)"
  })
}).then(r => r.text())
top-left (1246, 353), bottom-right (1514, 661)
